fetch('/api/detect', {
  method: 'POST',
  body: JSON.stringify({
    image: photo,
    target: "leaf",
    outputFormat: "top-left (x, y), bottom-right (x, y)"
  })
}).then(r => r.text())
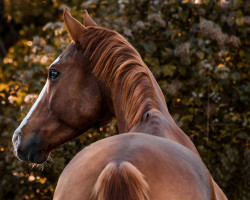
top-left (178, 66), bottom-right (186, 76)
top-left (144, 57), bottom-right (159, 67)
top-left (180, 115), bottom-right (193, 122)
top-left (196, 51), bottom-right (205, 60)
top-left (161, 64), bottom-right (176, 77)
top-left (236, 17), bottom-right (244, 26)
top-left (237, 132), bottom-right (249, 140)
top-left (141, 41), bottom-right (157, 53)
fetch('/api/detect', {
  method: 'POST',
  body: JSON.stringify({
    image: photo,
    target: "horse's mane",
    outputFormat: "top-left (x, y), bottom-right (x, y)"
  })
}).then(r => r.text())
top-left (83, 27), bottom-right (159, 130)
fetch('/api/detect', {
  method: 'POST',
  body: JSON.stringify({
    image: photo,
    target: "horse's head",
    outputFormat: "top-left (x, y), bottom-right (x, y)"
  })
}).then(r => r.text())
top-left (12, 9), bottom-right (114, 164)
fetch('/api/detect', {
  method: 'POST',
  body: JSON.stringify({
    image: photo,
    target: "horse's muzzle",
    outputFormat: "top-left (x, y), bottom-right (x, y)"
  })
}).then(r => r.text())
top-left (13, 131), bottom-right (49, 164)
top-left (17, 148), bottom-right (47, 164)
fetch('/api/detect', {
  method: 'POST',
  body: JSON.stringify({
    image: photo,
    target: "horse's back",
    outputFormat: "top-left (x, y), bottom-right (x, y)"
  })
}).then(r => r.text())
top-left (53, 133), bottom-right (215, 200)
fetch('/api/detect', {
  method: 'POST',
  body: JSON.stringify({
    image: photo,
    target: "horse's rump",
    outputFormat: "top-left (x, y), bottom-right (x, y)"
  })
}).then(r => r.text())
top-left (54, 134), bottom-right (215, 200)
top-left (91, 161), bottom-right (149, 200)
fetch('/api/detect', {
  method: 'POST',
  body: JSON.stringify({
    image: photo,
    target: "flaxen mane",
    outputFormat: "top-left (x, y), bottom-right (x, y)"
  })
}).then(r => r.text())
top-left (83, 27), bottom-right (159, 129)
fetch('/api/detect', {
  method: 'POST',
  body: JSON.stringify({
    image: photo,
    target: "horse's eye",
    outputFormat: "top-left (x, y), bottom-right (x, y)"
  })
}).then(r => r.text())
top-left (49, 70), bottom-right (60, 80)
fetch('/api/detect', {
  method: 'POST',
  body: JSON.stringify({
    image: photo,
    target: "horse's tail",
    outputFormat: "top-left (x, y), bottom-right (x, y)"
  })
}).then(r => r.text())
top-left (91, 161), bottom-right (150, 200)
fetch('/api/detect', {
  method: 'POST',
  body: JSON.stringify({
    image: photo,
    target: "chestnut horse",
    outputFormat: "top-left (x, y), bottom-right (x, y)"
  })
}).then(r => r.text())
top-left (12, 9), bottom-right (227, 200)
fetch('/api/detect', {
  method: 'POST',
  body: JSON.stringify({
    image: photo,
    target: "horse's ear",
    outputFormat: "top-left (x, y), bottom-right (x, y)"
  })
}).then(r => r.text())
top-left (64, 8), bottom-right (86, 43)
top-left (84, 10), bottom-right (97, 27)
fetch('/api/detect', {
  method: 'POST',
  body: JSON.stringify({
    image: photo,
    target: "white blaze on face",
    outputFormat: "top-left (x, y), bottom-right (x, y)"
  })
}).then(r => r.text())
top-left (49, 54), bottom-right (61, 68)
top-left (13, 54), bottom-right (62, 144)
top-left (14, 80), bottom-right (48, 135)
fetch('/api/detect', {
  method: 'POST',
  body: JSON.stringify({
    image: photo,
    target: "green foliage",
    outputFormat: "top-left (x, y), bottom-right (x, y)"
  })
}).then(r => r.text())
top-left (0, 0), bottom-right (249, 199)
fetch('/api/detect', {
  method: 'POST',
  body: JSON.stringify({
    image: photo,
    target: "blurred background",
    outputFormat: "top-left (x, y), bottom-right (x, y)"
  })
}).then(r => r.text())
top-left (0, 0), bottom-right (249, 199)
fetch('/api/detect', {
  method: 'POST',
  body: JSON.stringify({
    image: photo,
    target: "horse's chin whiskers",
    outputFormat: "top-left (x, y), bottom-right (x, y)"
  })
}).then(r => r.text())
top-left (29, 160), bottom-right (50, 171)
top-left (11, 146), bottom-right (18, 157)
top-left (28, 154), bottom-right (52, 171)
top-left (29, 163), bottom-right (45, 171)
top-left (47, 153), bottom-right (54, 163)
top-left (10, 146), bottom-right (15, 152)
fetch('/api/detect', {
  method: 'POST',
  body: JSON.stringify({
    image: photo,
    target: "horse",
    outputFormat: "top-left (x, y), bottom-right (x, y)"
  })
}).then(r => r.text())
top-left (12, 9), bottom-right (227, 200)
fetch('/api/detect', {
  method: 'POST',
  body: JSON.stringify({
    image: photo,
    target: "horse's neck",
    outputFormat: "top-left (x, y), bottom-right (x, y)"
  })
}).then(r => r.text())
top-left (112, 66), bottom-right (199, 155)
top-left (130, 110), bottom-right (199, 155)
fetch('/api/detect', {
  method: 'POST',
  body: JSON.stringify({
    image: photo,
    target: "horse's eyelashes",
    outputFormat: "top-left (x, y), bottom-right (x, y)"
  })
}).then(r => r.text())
top-left (49, 70), bottom-right (60, 80)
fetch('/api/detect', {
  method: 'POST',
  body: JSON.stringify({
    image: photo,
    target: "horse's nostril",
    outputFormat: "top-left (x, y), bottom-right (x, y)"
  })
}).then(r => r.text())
top-left (17, 148), bottom-right (27, 161)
